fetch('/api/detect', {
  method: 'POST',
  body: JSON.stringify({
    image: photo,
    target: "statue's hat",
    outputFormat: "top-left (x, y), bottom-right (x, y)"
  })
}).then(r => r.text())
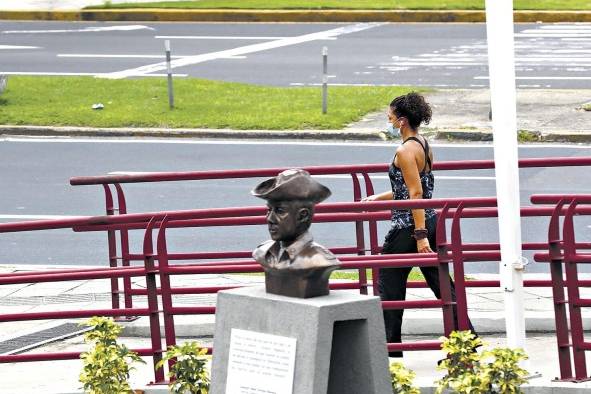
top-left (252, 169), bottom-right (331, 204)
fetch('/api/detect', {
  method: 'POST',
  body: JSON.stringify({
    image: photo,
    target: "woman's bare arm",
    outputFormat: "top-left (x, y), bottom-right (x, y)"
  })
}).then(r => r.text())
top-left (397, 147), bottom-right (433, 253)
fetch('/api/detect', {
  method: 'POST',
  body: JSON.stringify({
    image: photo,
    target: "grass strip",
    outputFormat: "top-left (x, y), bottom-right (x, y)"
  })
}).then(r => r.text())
top-left (90, 0), bottom-right (591, 11)
top-left (0, 76), bottom-right (415, 130)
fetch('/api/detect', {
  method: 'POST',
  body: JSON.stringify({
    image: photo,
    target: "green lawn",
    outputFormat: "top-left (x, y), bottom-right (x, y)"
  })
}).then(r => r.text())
top-left (0, 76), bottom-right (415, 129)
top-left (89, 0), bottom-right (591, 11)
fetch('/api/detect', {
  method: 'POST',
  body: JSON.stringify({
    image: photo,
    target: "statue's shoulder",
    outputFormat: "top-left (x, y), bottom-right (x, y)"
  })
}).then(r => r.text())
top-left (252, 240), bottom-right (275, 261)
top-left (307, 242), bottom-right (338, 265)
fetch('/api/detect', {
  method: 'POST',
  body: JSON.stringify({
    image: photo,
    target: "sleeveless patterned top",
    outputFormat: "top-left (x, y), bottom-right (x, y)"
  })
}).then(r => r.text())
top-left (388, 136), bottom-right (436, 230)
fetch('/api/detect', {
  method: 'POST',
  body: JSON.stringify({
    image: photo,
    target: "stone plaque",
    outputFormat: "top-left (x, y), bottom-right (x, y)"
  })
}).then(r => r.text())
top-left (225, 328), bottom-right (297, 394)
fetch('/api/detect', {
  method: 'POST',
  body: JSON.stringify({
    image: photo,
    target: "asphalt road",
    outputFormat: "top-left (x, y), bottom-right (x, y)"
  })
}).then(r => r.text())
top-left (1, 136), bottom-right (590, 274)
top-left (1, 21), bottom-right (591, 88)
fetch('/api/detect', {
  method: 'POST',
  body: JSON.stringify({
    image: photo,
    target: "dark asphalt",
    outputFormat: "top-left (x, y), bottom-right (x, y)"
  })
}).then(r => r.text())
top-left (1, 21), bottom-right (590, 88)
top-left (0, 137), bottom-right (590, 273)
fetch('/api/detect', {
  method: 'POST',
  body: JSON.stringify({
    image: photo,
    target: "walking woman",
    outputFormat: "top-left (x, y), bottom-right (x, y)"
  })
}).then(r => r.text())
top-left (363, 92), bottom-right (474, 357)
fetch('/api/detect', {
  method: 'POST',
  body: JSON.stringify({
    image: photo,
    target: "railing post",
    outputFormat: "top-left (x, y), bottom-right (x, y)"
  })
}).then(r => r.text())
top-left (157, 216), bottom-right (178, 373)
top-left (350, 173), bottom-right (368, 295)
top-left (143, 217), bottom-right (165, 384)
top-left (450, 203), bottom-right (471, 330)
top-left (562, 199), bottom-right (588, 381)
top-left (102, 184), bottom-right (120, 312)
top-left (436, 204), bottom-right (456, 337)
top-left (361, 172), bottom-right (380, 296)
top-left (115, 183), bottom-right (134, 310)
top-left (547, 199), bottom-right (574, 381)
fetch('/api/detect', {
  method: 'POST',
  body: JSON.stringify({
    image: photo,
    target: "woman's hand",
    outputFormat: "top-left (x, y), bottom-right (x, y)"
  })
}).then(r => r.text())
top-left (416, 238), bottom-right (433, 253)
top-left (361, 195), bottom-right (379, 202)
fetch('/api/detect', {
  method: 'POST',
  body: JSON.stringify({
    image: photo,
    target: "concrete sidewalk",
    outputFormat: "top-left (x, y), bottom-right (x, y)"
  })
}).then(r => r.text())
top-left (2, 264), bottom-right (591, 392)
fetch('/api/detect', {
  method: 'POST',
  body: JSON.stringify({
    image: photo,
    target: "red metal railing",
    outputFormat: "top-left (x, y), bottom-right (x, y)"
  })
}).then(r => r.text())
top-left (68, 157), bottom-right (591, 311)
top-left (2, 196), bottom-right (591, 383)
top-left (1, 158), bottom-right (590, 385)
top-left (532, 194), bottom-right (591, 382)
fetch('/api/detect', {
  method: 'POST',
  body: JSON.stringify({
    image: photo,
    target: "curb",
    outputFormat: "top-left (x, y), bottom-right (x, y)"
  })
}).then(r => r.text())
top-left (2, 9), bottom-right (591, 23)
top-left (2, 125), bottom-right (591, 144)
top-left (0, 125), bottom-right (381, 141)
top-left (120, 312), bottom-right (591, 338)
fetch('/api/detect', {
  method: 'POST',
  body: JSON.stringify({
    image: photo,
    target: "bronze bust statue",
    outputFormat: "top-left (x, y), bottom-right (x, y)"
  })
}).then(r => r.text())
top-left (252, 169), bottom-right (341, 298)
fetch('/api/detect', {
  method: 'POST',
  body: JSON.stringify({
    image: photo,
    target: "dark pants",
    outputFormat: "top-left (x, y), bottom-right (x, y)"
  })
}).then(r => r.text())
top-left (379, 215), bottom-right (475, 357)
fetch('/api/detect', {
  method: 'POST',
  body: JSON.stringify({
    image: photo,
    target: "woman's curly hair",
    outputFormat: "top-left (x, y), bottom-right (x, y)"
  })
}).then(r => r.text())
top-left (390, 92), bottom-right (432, 130)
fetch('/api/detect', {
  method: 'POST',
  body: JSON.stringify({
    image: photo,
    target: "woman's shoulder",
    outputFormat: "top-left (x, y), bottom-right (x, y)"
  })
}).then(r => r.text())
top-left (395, 143), bottom-right (414, 162)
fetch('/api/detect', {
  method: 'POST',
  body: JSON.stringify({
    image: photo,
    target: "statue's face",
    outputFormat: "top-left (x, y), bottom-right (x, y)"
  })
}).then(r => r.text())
top-left (266, 200), bottom-right (307, 242)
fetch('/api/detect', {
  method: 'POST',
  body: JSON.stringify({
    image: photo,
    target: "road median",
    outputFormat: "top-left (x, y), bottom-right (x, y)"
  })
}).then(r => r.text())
top-left (2, 9), bottom-right (591, 23)
top-left (3, 124), bottom-right (591, 144)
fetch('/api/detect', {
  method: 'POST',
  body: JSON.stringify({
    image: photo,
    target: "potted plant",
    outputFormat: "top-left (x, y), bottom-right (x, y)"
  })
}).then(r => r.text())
top-left (436, 330), bottom-right (529, 394)
top-left (156, 341), bottom-right (210, 394)
top-left (389, 361), bottom-right (420, 394)
top-left (79, 316), bottom-right (145, 394)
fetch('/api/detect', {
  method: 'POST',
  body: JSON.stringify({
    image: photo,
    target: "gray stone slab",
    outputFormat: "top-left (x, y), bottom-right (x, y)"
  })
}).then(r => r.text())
top-left (210, 286), bottom-right (392, 394)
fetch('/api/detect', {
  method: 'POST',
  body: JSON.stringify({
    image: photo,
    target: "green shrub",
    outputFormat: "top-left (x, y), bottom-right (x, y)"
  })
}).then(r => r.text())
top-left (436, 330), bottom-right (528, 394)
top-left (156, 341), bottom-right (210, 394)
top-left (79, 316), bottom-right (145, 394)
top-left (389, 361), bottom-right (420, 394)
top-left (480, 347), bottom-right (529, 393)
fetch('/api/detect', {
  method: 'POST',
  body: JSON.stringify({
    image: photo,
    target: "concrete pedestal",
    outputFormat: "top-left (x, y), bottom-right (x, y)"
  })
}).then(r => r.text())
top-left (211, 286), bottom-right (392, 394)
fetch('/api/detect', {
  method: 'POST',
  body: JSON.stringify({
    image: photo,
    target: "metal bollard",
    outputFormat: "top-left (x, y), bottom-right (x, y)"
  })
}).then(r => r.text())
top-left (322, 46), bottom-right (328, 114)
top-left (165, 40), bottom-right (174, 109)
top-left (0, 75), bottom-right (7, 96)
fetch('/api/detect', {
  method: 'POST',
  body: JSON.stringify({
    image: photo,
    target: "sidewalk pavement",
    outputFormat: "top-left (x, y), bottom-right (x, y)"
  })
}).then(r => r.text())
top-left (2, 89), bottom-right (590, 143)
top-left (2, 263), bottom-right (591, 392)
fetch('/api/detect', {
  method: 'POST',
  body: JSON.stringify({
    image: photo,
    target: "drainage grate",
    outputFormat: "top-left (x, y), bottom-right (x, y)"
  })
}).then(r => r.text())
top-left (0, 323), bottom-right (91, 355)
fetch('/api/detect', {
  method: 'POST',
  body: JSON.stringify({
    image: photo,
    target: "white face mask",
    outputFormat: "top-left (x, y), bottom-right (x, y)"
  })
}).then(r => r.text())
top-left (386, 122), bottom-right (400, 138)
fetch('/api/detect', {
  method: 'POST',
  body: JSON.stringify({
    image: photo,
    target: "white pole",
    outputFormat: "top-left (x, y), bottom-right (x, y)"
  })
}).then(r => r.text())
top-left (322, 46), bottom-right (328, 114)
top-left (485, 0), bottom-right (526, 349)
top-left (165, 39), bottom-right (174, 109)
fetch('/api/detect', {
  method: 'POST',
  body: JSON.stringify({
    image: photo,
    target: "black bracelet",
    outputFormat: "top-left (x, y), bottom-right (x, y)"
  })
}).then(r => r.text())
top-left (413, 228), bottom-right (428, 240)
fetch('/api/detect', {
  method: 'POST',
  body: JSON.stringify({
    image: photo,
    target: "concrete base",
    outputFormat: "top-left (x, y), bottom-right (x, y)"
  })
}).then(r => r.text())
top-left (210, 286), bottom-right (392, 394)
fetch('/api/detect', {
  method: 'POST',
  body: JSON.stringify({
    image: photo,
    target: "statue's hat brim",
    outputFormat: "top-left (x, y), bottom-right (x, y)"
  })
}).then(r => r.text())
top-left (251, 169), bottom-right (331, 204)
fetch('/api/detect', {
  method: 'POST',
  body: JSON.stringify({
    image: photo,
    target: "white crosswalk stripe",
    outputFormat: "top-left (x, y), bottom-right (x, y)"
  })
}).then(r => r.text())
top-left (378, 23), bottom-right (591, 87)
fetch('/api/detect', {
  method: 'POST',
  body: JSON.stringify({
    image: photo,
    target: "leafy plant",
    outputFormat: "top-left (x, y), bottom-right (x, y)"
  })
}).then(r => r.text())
top-left (389, 362), bottom-right (420, 394)
top-left (436, 330), bottom-right (483, 393)
top-left (79, 316), bottom-right (145, 394)
top-left (436, 330), bottom-right (529, 394)
top-left (480, 347), bottom-right (529, 393)
top-left (156, 341), bottom-right (211, 394)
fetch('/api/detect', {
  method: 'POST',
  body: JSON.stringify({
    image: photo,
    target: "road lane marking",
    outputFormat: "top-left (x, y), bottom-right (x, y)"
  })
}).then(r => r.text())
top-left (0, 45), bottom-right (39, 49)
top-left (312, 175), bottom-right (495, 181)
top-left (105, 171), bottom-right (495, 181)
top-left (2, 25), bottom-right (154, 34)
top-left (3, 137), bottom-right (591, 150)
top-left (0, 215), bottom-right (83, 220)
top-left (516, 33), bottom-right (591, 38)
top-left (0, 71), bottom-right (188, 77)
top-left (155, 35), bottom-right (337, 41)
top-left (102, 23), bottom-right (384, 79)
top-left (475, 76), bottom-right (591, 80)
top-left (57, 54), bottom-right (246, 59)
top-left (539, 25), bottom-right (591, 29)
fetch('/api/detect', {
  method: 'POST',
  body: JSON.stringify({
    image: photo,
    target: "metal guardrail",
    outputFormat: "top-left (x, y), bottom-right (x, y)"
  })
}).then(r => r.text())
top-left (533, 195), bottom-right (591, 382)
top-left (1, 159), bottom-right (591, 385)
